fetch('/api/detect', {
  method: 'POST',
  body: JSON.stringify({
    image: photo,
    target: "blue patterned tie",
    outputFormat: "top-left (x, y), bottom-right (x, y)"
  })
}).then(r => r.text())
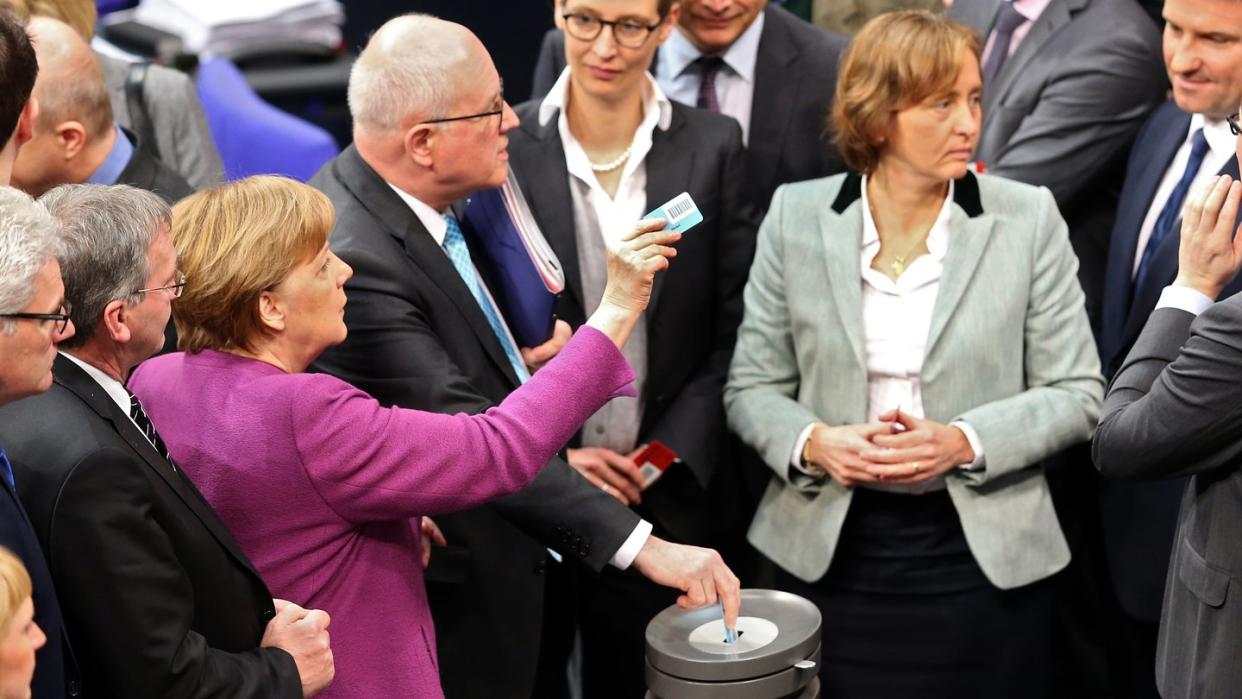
top-left (0, 449), bottom-right (14, 489)
top-left (442, 214), bottom-right (529, 382)
top-left (1135, 129), bottom-right (1211, 289)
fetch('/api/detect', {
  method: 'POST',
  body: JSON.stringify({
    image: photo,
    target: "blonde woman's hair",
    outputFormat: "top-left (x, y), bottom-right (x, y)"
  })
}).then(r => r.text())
top-left (831, 11), bottom-right (981, 174)
top-left (0, 0), bottom-right (97, 39)
top-left (0, 546), bottom-right (32, 636)
top-left (170, 176), bottom-right (334, 353)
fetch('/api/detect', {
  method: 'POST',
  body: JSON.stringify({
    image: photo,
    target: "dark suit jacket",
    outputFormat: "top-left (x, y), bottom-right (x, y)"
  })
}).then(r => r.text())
top-left (308, 147), bottom-right (642, 699)
top-left (116, 127), bottom-right (194, 204)
top-left (530, 4), bottom-right (847, 212)
top-left (0, 356), bottom-right (299, 698)
top-left (508, 100), bottom-right (760, 544)
top-left (1095, 101), bottom-right (1242, 622)
top-left (949, 0), bottom-right (1165, 325)
top-left (1094, 298), bottom-right (1242, 699)
top-left (0, 456), bottom-right (74, 698)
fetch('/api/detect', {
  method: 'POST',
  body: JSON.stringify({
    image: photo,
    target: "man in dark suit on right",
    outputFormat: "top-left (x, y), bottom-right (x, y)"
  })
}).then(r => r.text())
top-left (1095, 0), bottom-right (1242, 694)
top-left (1094, 168), bottom-right (1242, 699)
top-left (532, 0), bottom-right (848, 212)
top-left (310, 14), bottom-right (739, 699)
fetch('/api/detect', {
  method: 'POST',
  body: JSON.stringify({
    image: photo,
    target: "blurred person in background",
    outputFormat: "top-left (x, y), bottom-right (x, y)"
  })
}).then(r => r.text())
top-left (0, 546), bottom-right (47, 699)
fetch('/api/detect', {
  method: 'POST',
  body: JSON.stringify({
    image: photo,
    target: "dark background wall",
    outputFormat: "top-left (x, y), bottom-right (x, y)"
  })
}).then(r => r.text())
top-left (342, 1), bottom-right (557, 104)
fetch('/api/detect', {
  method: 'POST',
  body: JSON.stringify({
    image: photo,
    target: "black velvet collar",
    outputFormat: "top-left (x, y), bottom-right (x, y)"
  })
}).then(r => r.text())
top-left (831, 170), bottom-right (984, 218)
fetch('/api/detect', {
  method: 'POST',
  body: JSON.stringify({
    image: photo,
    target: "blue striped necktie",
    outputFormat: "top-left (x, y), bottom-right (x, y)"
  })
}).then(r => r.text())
top-left (1135, 128), bottom-right (1211, 289)
top-left (441, 214), bottom-right (529, 382)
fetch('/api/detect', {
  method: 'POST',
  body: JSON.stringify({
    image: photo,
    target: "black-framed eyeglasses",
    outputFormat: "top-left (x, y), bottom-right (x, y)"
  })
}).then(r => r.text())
top-left (137, 271), bottom-right (187, 299)
top-left (0, 301), bottom-right (72, 334)
top-left (1228, 112), bottom-right (1240, 136)
top-left (561, 11), bottom-right (662, 49)
top-left (418, 82), bottom-right (506, 131)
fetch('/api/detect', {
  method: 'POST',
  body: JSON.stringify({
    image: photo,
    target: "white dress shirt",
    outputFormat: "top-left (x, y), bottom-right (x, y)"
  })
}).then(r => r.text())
top-left (655, 11), bottom-right (763, 144)
top-left (62, 351), bottom-right (138, 424)
top-left (385, 182), bottom-right (653, 569)
top-left (1132, 115), bottom-right (1235, 277)
top-left (791, 179), bottom-right (985, 493)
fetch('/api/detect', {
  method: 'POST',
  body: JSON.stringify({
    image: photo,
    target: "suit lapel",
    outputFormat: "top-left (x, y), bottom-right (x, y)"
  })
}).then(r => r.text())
top-left (335, 148), bottom-right (520, 384)
top-left (984, 0), bottom-right (1081, 117)
top-left (822, 174), bottom-right (866, 369)
top-left (926, 173), bottom-right (994, 358)
top-left (750, 7), bottom-right (800, 200)
top-left (509, 113), bottom-right (584, 316)
top-left (644, 111), bottom-right (694, 318)
top-left (52, 356), bottom-right (266, 582)
top-left (1118, 155), bottom-right (1242, 353)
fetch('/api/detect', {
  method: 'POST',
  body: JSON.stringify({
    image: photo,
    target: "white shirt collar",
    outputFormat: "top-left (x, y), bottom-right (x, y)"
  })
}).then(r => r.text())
top-left (859, 176), bottom-right (955, 259)
top-left (1190, 113), bottom-right (1236, 161)
top-left (387, 183), bottom-right (450, 246)
top-left (60, 351), bottom-right (131, 415)
top-left (661, 10), bottom-right (764, 84)
top-left (538, 67), bottom-right (673, 131)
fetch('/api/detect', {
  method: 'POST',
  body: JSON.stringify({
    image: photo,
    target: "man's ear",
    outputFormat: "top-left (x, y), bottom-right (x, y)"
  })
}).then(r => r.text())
top-left (101, 299), bottom-right (131, 344)
top-left (404, 123), bottom-right (437, 169)
top-left (554, 0), bottom-right (567, 30)
top-left (14, 98), bottom-right (38, 147)
top-left (657, 4), bottom-right (682, 42)
top-left (256, 290), bottom-right (287, 333)
top-left (53, 120), bottom-right (88, 160)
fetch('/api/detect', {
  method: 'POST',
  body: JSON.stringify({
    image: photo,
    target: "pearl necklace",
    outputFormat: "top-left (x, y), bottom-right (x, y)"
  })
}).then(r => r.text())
top-left (589, 145), bottom-right (633, 173)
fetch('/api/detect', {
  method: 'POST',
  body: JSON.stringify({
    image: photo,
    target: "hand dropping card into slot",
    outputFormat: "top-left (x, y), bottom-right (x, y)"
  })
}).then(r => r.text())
top-left (635, 439), bottom-right (679, 488)
top-left (643, 192), bottom-right (704, 234)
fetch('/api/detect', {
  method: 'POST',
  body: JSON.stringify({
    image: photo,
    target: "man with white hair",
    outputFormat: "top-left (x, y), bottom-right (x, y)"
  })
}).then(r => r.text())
top-left (0, 183), bottom-right (335, 698)
top-left (0, 185), bottom-right (76, 699)
top-left (10, 17), bottom-right (191, 202)
top-left (310, 14), bottom-right (741, 698)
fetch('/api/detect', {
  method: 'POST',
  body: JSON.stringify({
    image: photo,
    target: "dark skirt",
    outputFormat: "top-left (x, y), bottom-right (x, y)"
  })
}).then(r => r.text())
top-left (774, 488), bottom-right (1054, 699)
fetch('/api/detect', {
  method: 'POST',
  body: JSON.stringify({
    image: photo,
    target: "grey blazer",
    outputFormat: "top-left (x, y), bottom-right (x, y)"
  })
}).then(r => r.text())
top-left (1094, 299), bottom-right (1242, 699)
top-left (948, 0), bottom-right (1165, 323)
top-left (724, 171), bottom-right (1103, 589)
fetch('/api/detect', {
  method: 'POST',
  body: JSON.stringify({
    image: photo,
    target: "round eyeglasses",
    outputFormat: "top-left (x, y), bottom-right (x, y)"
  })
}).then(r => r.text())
top-left (561, 12), bottom-right (662, 49)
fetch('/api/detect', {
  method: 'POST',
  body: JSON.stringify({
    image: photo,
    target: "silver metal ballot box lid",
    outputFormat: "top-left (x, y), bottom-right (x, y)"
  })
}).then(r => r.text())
top-left (644, 589), bottom-right (822, 699)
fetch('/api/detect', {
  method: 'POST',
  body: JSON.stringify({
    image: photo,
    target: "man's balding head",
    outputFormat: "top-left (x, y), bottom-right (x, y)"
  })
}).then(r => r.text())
top-left (27, 16), bottom-right (110, 139)
top-left (348, 13), bottom-right (492, 133)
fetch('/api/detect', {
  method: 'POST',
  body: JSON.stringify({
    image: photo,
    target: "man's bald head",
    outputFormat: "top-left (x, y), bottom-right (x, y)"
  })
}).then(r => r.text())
top-left (28, 15), bottom-right (110, 139)
top-left (348, 13), bottom-right (492, 133)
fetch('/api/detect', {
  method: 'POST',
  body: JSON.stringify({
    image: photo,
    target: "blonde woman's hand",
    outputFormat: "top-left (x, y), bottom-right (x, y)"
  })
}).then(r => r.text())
top-left (802, 422), bottom-right (896, 487)
top-left (859, 409), bottom-right (975, 484)
top-left (587, 218), bottom-right (681, 347)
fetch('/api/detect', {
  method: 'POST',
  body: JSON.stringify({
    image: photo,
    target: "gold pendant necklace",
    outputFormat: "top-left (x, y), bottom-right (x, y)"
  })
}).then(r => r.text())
top-left (886, 237), bottom-right (925, 278)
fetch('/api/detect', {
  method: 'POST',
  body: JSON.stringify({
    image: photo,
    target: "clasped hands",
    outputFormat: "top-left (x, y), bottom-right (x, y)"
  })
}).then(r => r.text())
top-left (804, 409), bottom-right (976, 487)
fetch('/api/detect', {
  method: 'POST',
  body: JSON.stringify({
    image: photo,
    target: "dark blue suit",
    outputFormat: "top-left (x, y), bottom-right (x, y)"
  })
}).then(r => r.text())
top-left (1098, 101), bottom-right (1242, 624)
top-left (0, 463), bottom-right (74, 698)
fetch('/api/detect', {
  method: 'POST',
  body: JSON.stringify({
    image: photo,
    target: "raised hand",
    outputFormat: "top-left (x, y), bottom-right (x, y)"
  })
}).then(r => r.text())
top-left (1175, 174), bottom-right (1242, 300)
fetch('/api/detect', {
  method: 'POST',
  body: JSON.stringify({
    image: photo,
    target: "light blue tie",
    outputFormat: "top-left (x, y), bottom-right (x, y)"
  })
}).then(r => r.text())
top-left (442, 214), bottom-right (529, 382)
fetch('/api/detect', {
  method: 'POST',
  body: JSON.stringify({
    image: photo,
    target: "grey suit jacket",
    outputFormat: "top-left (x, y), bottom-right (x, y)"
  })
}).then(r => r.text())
top-left (1094, 299), bottom-right (1242, 699)
top-left (725, 171), bottom-right (1103, 589)
top-left (99, 53), bottom-right (224, 190)
top-left (949, 0), bottom-right (1164, 323)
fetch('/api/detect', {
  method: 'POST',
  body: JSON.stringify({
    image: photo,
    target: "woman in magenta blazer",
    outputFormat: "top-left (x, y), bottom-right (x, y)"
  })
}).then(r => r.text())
top-left (127, 176), bottom-right (682, 698)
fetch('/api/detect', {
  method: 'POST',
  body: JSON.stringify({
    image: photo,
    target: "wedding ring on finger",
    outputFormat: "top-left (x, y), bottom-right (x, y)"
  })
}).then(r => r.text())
top-left (910, 461), bottom-right (921, 474)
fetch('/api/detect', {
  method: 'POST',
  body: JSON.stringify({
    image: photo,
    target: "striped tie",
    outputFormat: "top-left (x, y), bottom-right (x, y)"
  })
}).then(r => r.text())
top-left (128, 392), bottom-right (177, 471)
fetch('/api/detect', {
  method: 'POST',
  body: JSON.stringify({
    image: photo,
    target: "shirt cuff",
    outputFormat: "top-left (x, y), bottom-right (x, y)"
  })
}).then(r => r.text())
top-left (609, 518), bottom-right (653, 570)
top-left (950, 420), bottom-right (986, 471)
top-left (789, 422), bottom-right (818, 474)
top-left (1158, 285), bottom-right (1215, 316)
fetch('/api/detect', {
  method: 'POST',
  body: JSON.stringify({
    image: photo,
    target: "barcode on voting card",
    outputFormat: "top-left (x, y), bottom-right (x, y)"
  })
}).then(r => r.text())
top-left (665, 195), bottom-right (694, 221)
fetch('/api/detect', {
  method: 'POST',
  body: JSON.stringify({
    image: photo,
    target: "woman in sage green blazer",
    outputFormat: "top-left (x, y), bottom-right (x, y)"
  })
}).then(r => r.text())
top-left (723, 12), bottom-right (1103, 698)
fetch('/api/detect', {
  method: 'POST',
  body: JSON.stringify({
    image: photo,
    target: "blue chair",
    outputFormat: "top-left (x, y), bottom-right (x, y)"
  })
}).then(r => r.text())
top-left (96, 0), bottom-right (136, 16)
top-left (196, 56), bottom-right (338, 182)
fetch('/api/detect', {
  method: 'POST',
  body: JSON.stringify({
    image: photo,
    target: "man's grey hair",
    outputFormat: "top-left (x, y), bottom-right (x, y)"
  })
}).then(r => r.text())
top-left (0, 186), bottom-right (62, 334)
top-left (40, 184), bottom-right (170, 348)
top-left (347, 13), bottom-right (464, 132)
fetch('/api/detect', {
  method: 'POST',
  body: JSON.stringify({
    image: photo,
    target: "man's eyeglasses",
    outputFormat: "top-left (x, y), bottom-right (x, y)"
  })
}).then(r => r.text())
top-left (1229, 112), bottom-right (1241, 136)
top-left (561, 11), bottom-right (661, 49)
top-left (137, 271), bottom-right (187, 299)
top-left (0, 301), bottom-right (72, 334)
top-left (418, 83), bottom-right (506, 130)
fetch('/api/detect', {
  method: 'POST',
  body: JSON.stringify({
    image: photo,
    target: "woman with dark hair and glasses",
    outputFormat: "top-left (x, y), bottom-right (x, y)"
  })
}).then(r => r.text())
top-left (507, 1), bottom-right (760, 696)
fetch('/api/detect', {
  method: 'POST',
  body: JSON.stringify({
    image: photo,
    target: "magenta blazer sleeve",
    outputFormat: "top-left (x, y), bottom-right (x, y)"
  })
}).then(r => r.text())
top-left (284, 326), bottom-right (634, 521)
